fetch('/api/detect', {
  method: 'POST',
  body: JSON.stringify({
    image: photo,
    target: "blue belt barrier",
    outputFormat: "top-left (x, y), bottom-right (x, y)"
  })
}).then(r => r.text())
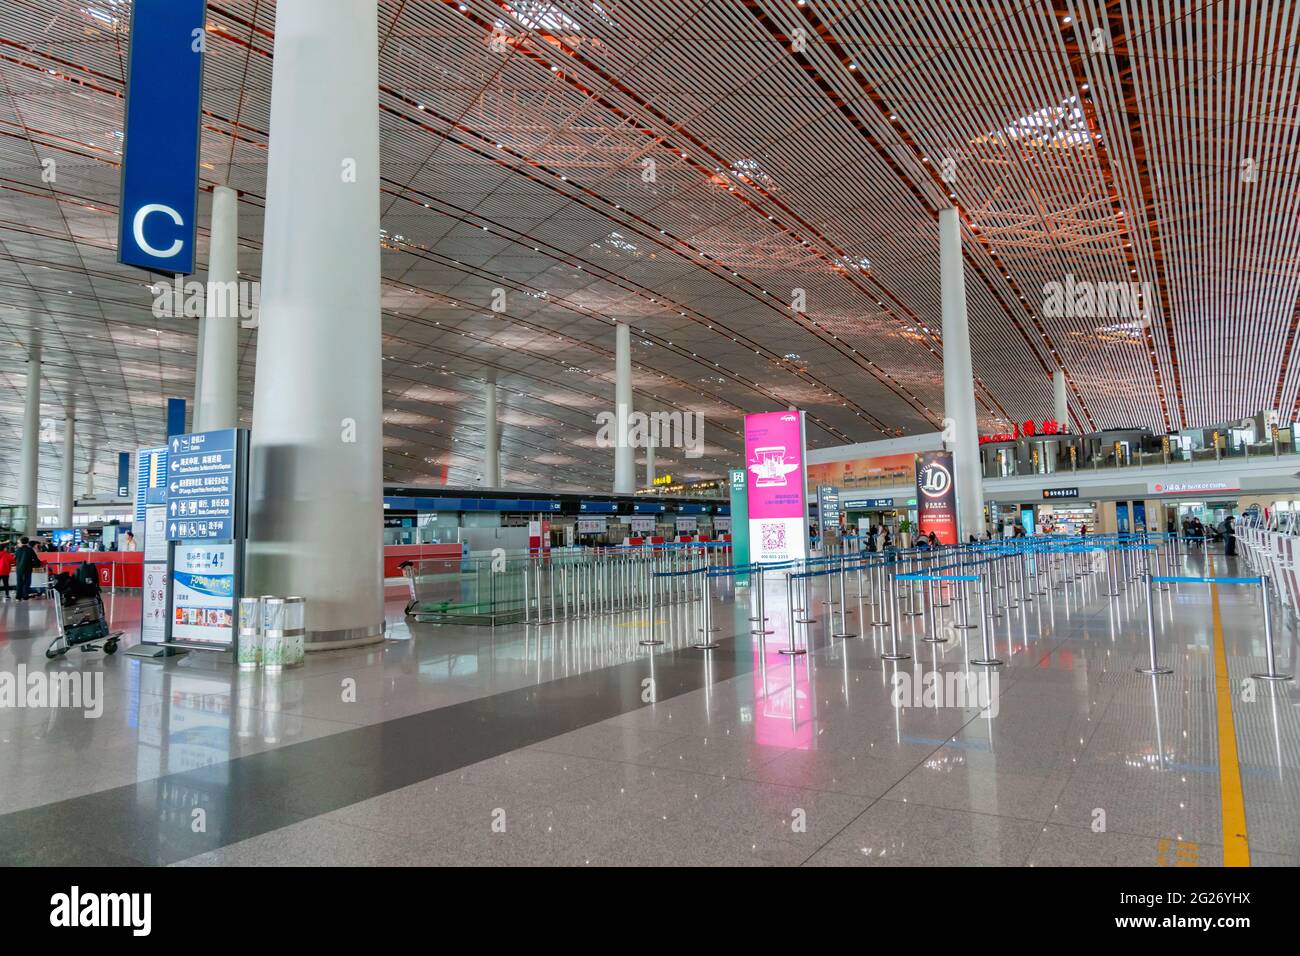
top-left (1151, 575), bottom-right (1261, 585)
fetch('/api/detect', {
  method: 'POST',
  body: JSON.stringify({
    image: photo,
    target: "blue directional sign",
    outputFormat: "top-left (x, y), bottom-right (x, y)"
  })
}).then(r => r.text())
top-left (165, 429), bottom-right (238, 541)
top-left (117, 0), bottom-right (208, 275)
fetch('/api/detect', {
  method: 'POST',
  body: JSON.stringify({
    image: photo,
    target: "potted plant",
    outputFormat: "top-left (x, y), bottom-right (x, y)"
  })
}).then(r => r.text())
top-left (898, 517), bottom-right (913, 549)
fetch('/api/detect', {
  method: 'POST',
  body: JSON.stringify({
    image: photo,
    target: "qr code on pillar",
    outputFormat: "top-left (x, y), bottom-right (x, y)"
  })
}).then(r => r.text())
top-left (760, 522), bottom-right (786, 552)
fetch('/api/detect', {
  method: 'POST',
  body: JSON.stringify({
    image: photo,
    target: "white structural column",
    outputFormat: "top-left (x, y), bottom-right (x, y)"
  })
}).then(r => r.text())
top-left (1052, 368), bottom-right (1069, 431)
top-left (59, 405), bottom-right (75, 527)
top-left (483, 378), bottom-right (500, 487)
top-left (196, 185), bottom-right (241, 431)
top-left (939, 207), bottom-right (986, 540)
top-left (248, 0), bottom-right (383, 649)
top-left (613, 322), bottom-right (635, 494)
top-left (645, 439), bottom-right (655, 489)
top-left (17, 338), bottom-right (41, 535)
top-left (83, 447), bottom-right (96, 499)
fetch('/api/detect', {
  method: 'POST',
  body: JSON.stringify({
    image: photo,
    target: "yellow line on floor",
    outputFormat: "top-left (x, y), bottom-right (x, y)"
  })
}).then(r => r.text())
top-left (1208, 554), bottom-right (1250, 866)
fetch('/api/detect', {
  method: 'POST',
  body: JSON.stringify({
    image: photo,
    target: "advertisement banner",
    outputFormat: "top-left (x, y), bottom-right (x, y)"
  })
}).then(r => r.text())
top-left (806, 452), bottom-right (915, 492)
top-left (576, 517), bottom-right (607, 534)
top-left (745, 411), bottom-right (808, 563)
top-left (915, 451), bottom-right (958, 545)
top-left (170, 543), bottom-right (236, 646)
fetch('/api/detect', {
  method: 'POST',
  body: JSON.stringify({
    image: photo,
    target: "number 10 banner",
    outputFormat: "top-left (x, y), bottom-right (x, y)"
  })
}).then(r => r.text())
top-left (915, 450), bottom-right (958, 545)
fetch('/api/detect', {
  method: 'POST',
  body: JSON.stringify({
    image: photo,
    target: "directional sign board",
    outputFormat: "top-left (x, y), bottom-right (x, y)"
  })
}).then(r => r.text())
top-left (165, 428), bottom-right (241, 541)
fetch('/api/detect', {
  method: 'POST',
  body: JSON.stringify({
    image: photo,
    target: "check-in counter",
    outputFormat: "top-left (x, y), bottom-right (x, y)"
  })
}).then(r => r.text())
top-left (383, 542), bottom-right (467, 579)
top-left (39, 551), bottom-right (145, 588)
top-left (37, 545), bottom-right (468, 590)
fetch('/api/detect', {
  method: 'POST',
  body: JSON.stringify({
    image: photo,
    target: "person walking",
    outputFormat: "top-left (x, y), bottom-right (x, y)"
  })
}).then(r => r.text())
top-left (0, 545), bottom-right (13, 599)
top-left (1223, 515), bottom-right (1237, 557)
top-left (14, 536), bottom-right (43, 601)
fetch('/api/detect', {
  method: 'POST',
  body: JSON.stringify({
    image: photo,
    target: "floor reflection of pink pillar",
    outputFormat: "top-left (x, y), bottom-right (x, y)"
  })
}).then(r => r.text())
top-left (754, 581), bottom-right (813, 749)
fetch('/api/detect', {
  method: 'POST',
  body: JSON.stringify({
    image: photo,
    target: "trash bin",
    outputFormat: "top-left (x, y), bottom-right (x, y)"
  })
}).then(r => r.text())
top-left (237, 597), bottom-right (261, 670)
top-left (262, 596), bottom-right (305, 672)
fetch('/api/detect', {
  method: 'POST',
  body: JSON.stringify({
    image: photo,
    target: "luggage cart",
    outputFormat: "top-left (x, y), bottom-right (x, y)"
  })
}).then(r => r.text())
top-left (45, 586), bottom-right (123, 659)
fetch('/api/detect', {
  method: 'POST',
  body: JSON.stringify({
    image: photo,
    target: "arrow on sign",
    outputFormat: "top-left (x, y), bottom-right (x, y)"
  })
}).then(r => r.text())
top-left (169, 523), bottom-right (177, 535)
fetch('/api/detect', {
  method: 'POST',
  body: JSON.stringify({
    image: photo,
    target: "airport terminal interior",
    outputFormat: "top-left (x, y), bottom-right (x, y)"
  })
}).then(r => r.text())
top-left (0, 0), bottom-right (1298, 873)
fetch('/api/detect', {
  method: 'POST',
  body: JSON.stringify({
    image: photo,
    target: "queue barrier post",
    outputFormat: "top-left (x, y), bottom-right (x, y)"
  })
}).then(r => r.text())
top-left (833, 554), bottom-right (855, 639)
top-left (1136, 572), bottom-right (1172, 675)
top-left (971, 572), bottom-right (1003, 667)
top-left (1251, 575), bottom-right (1292, 682)
top-left (751, 565), bottom-right (773, 636)
top-left (780, 572), bottom-right (807, 656)
top-left (694, 550), bottom-right (720, 651)
top-left (881, 558), bottom-right (910, 661)
top-left (639, 558), bottom-right (663, 647)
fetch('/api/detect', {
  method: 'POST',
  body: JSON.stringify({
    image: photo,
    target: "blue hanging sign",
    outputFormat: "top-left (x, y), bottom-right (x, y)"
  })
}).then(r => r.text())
top-left (117, 0), bottom-right (208, 275)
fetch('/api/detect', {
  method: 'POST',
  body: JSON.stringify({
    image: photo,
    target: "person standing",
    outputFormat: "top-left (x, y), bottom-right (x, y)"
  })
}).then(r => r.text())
top-left (1223, 515), bottom-right (1237, 557)
top-left (0, 545), bottom-right (13, 599)
top-left (14, 536), bottom-right (43, 601)
top-left (122, 530), bottom-right (138, 552)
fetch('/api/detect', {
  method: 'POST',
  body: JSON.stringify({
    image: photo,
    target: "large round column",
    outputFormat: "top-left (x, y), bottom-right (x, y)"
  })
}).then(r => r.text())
top-left (1052, 368), bottom-right (1069, 432)
top-left (82, 447), bottom-right (96, 499)
top-left (613, 322), bottom-right (634, 494)
top-left (483, 378), bottom-right (500, 487)
top-left (939, 207), bottom-right (986, 540)
top-left (196, 185), bottom-right (240, 431)
top-left (17, 338), bottom-right (41, 535)
top-left (247, 0), bottom-right (383, 649)
top-left (58, 406), bottom-right (75, 528)
top-left (645, 438), bottom-right (655, 489)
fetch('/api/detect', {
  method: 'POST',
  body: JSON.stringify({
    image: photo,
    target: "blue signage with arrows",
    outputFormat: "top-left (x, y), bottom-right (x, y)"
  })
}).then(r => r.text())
top-left (117, 0), bottom-right (208, 275)
top-left (165, 429), bottom-right (240, 540)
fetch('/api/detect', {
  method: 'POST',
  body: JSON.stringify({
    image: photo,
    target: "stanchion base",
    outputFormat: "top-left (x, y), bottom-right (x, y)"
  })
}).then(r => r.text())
top-left (795, 617), bottom-right (817, 624)
top-left (972, 658), bottom-right (1004, 667)
top-left (778, 647), bottom-right (807, 656)
top-left (1250, 672), bottom-right (1293, 682)
top-left (831, 632), bottom-right (856, 640)
top-left (920, 636), bottom-right (948, 644)
top-left (752, 628), bottom-right (774, 636)
top-left (699, 626), bottom-right (721, 633)
top-left (870, 620), bottom-right (891, 628)
top-left (639, 639), bottom-right (665, 647)
top-left (951, 623), bottom-right (980, 630)
top-left (693, 642), bottom-right (720, 651)
top-left (881, 652), bottom-right (911, 661)
top-left (1135, 666), bottom-right (1172, 675)
top-left (932, 602), bottom-right (952, 608)
top-left (904, 611), bottom-right (924, 618)
top-left (747, 616), bottom-right (765, 623)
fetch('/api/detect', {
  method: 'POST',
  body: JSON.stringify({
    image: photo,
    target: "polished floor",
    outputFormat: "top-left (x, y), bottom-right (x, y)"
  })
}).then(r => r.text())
top-left (0, 547), bottom-right (1296, 866)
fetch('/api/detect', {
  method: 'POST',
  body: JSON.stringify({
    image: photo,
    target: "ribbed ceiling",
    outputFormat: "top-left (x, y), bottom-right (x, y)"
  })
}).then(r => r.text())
top-left (1, 0), bottom-right (1296, 500)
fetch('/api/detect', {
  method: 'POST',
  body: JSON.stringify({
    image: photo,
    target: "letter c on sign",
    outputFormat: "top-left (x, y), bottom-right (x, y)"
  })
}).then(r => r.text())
top-left (133, 203), bottom-right (184, 258)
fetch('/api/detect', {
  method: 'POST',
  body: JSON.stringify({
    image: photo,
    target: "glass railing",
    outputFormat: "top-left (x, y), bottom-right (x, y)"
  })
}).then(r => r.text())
top-left (985, 437), bottom-right (1298, 479)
